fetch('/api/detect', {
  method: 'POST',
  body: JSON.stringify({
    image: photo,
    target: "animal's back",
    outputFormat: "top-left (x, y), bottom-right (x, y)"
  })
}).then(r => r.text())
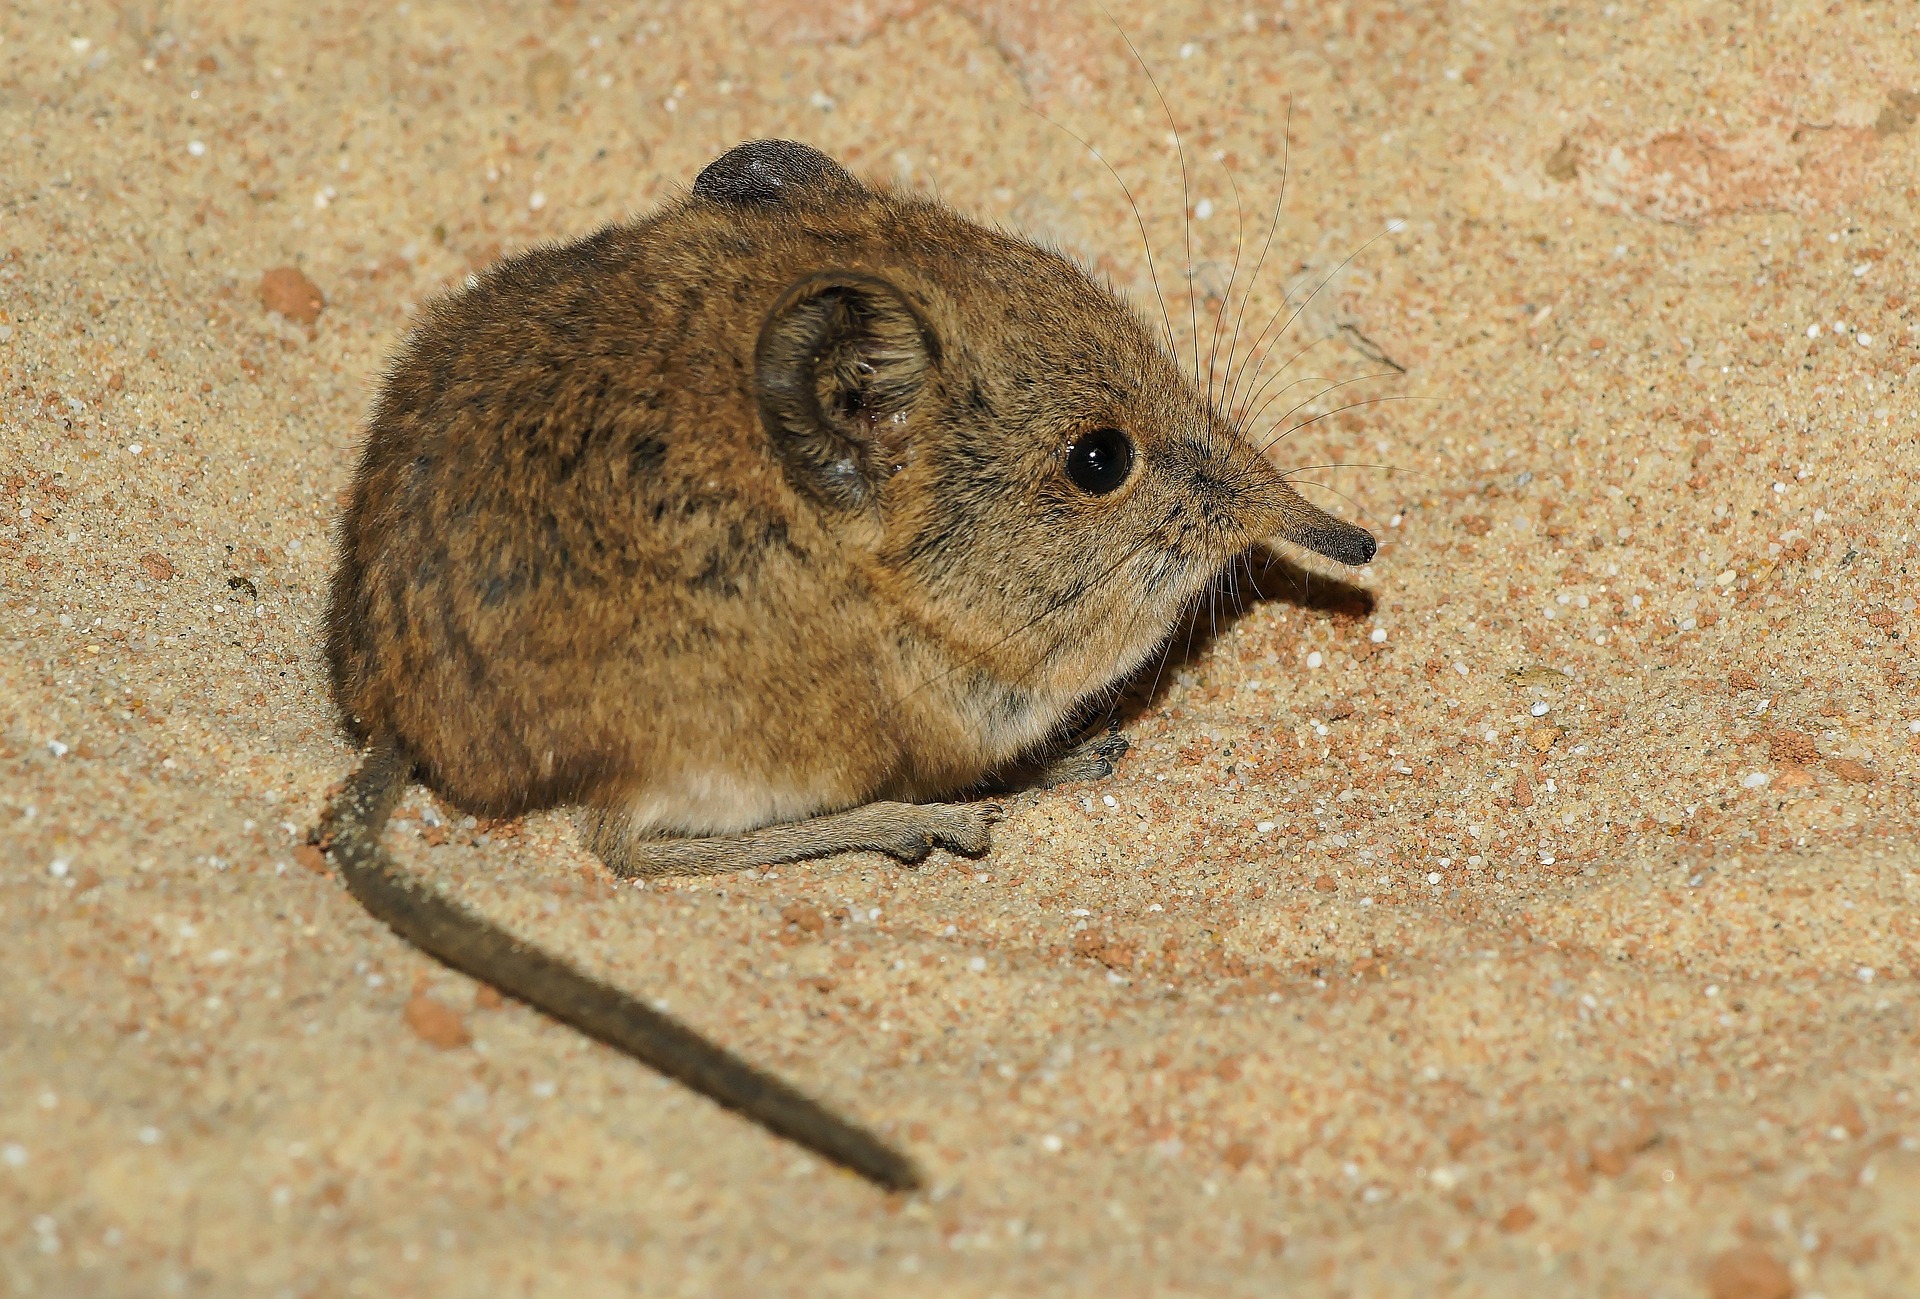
top-left (325, 209), bottom-right (895, 821)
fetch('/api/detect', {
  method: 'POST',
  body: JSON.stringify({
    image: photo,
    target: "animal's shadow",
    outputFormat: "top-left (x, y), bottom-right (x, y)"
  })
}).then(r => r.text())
top-left (1111, 547), bottom-right (1375, 733)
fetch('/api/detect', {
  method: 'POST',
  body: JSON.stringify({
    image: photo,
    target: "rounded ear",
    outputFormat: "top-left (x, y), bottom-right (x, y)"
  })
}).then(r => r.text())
top-left (754, 272), bottom-right (938, 510)
top-left (693, 140), bottom-right (859, 207)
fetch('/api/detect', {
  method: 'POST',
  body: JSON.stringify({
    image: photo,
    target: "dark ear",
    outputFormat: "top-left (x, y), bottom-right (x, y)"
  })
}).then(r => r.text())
top-left (694, 140), bottom-right (858, 207)
top-left (755, 273), bottom-right (937, 510)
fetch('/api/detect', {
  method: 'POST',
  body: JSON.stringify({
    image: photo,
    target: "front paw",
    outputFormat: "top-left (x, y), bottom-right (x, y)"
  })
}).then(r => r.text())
top-left (1039, 732), bottom-right (1132, 788)
top-left (928, 803), bottom-right (997, 857)
top-left (879, 804), bottom-right (998, 863)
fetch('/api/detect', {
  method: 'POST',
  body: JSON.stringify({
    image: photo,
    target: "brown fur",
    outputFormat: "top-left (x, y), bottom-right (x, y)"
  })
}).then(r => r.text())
top-left (327, 141), bottom-right (1367, 837)
top-left (319, 141), bottom-right (1372, 1188)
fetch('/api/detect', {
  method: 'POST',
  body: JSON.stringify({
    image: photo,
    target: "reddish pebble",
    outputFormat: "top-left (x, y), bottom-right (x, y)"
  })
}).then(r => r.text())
top-left (404, 989), bottom-right (472, 1049)
top-left (1512, 769), bottom-right (1536, 808)
top-left (259, 266), bottom-right (325, 325)
top-left (781, 901), bottom-right (826, 934)
top-left (1704, 1245), bottom-right (1794, 1299)
top-left (1497, 1205), bottom-right (1537, 1232)
top-left (1827, 758), bottom-right (1875, 784)
top-left (1767, 729), bottom-right (1819, 765)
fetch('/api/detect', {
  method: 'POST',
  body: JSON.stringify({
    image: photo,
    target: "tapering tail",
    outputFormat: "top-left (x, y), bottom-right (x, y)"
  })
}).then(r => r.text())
top-left (323, 737), bottom-right (924, 1192)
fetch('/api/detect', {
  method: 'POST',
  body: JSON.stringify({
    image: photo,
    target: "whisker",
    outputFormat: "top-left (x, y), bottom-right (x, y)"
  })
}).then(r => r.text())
top-left (1226, 220), bottom-right (1405, 426)
top-left (1241, 372), bottom-right (1408, 458)
top-left (1255, 394), bottom-right (1439, 459)
top-left (1106, 12), bottom-right (1203, 410)
top-left (889, 533), bottom-right (1167, 712)
top-left (1272, 476), bottom-right (1392, 541)
top-left (1279, 462), bottom-right (1432, 481)
top-left (1019, 104), bottom-right (1181, 367)
top-left (1218, 98), bottom-right (1292, 424)
top-left (1231, 332), bottom-right (1344, 430)
top-left (1205, 166), bottom-right (1246, 409)
top-left (985, 542), bottom-right (1189, 727)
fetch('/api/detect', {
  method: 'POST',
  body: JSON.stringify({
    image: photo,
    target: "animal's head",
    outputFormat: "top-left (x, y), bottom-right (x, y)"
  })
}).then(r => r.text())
top-left (700, 140), bottom-right (1375, 701)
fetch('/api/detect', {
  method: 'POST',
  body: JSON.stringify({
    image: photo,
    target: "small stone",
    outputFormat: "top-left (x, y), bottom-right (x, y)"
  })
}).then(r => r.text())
top-left (1312, 875), bottom-right (1337, 892)
top-left (404, 988), bottom-right (472, 1049)
top-left (139, 552), bottom-right (176, 582)
top-left (258, 266), bottom-right (325, 326)
top-left (474, 984), bottom-right (504, 1010)
top-left (1827, 757), bottom-right (1875, 784)
top-left (1497, 1204), bottom-right (1537, 1232)
top-left (1767, 729), bottom-right (1819, 766)
top-left (1704, 1244), bottom-right (1794, 1299)
top-left (1876, 89), bottom-right (1920, 136)
top-left (526, 51), bottom-right (571, 112)
top-left (1727, 668), bottom-right (1759, 691)
top-left (1526, 725), bottom-right (1560, 753)
top-left (781, 901), bottom-right (826, 934)
top-left (293, 844), bottom-right (328, 874)
top-left (1544, 140), bottom-right (1580, 181)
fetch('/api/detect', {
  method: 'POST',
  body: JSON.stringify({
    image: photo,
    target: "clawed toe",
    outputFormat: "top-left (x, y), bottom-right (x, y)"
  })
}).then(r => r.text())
top-left (925, 805), bottom-right (995, 858)
top-left (1037, 730), bottom-right (1133, 788)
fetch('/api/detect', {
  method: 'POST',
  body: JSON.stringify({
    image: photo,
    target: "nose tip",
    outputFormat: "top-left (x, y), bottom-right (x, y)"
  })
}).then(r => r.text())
top-left (1296, 520), bottom-right (1377, 567)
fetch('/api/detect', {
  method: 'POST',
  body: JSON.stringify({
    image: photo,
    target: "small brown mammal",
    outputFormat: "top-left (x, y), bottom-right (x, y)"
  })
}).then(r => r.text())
top-left (322, 139), bottom-right (1373, 1190)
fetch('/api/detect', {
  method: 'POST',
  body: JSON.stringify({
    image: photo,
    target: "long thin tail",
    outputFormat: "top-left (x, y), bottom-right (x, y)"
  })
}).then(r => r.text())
top-left (324, 737), bottom-right (924, 1192)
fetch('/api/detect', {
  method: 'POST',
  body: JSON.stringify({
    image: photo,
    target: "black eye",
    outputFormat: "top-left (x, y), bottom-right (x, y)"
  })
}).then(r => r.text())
top-left (1064, 428), bottom-right (1134, 495)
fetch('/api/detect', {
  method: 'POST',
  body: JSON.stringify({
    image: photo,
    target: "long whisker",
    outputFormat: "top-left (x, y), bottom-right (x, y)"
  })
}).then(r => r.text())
top-left (1278, 462), bottom-right (1432, 481)
top-left (1218, 98), bottom-right (1292, 423)
top-left (1232, 332), bottom-right (1344, 430)
top-left (1242, 372), bottom-right (1408, 454)
top-left (1142, 628), bottom-right (1178, 708)
top-left (1205, 165), bottom-right (1246, 408)
top-left (1106, 12), bottom-right (1202, 405)
top-left (1019, 104), bottom-right (1181, 366)
top-left (1227, 220), bottom-right (1405, 425)
top-left (1255, 394), bottom-right (1439, 459)
top-left (985, 540), bottom-right (1191, 723)
top-left (1277, 477), bottom-right (1383, 532)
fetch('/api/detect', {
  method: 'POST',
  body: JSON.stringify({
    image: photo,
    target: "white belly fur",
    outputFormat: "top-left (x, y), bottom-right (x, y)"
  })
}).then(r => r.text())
top-left (621, 767), bottom-right (827, 838)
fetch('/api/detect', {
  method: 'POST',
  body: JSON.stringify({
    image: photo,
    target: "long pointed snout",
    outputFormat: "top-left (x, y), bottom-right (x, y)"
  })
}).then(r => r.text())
top-left (1199, 431), bottom-right (1378, 568)
top-left (1267, 479), bottom-right (1376, 567)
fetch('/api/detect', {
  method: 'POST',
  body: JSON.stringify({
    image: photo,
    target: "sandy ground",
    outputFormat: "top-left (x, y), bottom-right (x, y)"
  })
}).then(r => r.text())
top-left (4, 1), bottom-right (1919, 1295)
